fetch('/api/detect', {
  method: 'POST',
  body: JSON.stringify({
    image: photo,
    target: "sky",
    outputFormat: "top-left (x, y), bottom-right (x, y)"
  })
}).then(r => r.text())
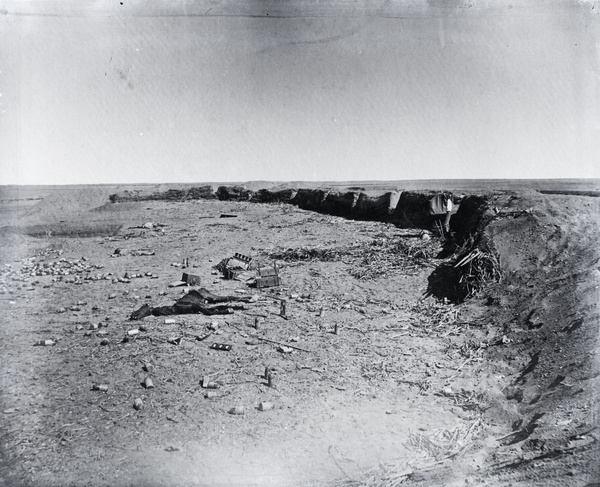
top-left (1, 0), bottom-right (599, 185)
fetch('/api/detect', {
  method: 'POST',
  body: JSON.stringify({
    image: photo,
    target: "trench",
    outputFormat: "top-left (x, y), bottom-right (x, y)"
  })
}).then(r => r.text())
top-left (246, 187), bottom-right (495, 303)
top-left (109, 185), bottom-right (497, 302)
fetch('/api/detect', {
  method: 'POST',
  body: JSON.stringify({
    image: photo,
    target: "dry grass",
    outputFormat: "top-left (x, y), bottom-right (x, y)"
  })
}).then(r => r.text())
top-left (455, 248), bottom-right (502, 298)
top-left (331, 418), bottom-right (483, 487)
top-left (407, 418), bottom-right (483, 461)
top-left (267, 234), bottom-right (442, 280)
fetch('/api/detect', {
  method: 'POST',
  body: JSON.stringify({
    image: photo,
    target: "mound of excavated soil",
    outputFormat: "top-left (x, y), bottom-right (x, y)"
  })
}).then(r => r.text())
top-left (25, 188), bottom-right (112, 222)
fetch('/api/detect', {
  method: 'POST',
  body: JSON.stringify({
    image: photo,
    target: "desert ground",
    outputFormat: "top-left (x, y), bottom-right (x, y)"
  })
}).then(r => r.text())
top-left (0, 181), bottom-right (598, 487)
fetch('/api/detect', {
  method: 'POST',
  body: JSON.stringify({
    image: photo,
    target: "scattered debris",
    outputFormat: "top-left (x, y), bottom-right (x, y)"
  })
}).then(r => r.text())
top-left (129, 222), bottom-right (167, 230)
top-left (255, 336), bottom-right (311, 353)
top-left (195, 332), bottom-right (212, 341)
top-left (218, 253), bottom-right (254, 280)
top-left (112, 248), bottom-right (155, 257)
top-left (255, 264), bottom-right (280, 289)
top-left (228, 406), bottom-right (245, 415)
top-left (133, 398), bottom-right (144, 410)
top-left (210, 343), bottom-right (232, 351)
top-left (181, 272), bottom-right (201, 286)
top-left (408, 418), bottom-right (483, 460)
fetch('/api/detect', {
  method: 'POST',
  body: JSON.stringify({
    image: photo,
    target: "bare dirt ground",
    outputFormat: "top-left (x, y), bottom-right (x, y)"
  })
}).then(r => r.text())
top-left (0, 186), bottom-right (598, 487)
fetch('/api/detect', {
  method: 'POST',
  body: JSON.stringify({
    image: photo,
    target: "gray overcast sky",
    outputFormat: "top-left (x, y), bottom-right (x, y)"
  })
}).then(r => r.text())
top-left (1, 0), bottom-right (599, 185)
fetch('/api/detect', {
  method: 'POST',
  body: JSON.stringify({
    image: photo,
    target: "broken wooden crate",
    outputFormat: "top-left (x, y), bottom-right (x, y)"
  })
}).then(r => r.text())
top-left (223, 253), bottom-right (253, 280)
top-left (255, 264), bottom-right (280, 289)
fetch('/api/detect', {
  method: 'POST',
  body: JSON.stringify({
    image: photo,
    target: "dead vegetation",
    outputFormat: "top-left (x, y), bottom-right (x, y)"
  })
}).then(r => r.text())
top-left (267, 233), bottom-right (443, 281)
top-left (454, 244), bottom-right (502, 299)
top-left (331, 418), bottom-right (484, 487)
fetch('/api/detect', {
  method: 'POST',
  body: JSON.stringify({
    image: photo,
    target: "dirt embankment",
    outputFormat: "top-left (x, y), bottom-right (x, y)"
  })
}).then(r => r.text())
top-left (465, 192), bottom-right (600, 485)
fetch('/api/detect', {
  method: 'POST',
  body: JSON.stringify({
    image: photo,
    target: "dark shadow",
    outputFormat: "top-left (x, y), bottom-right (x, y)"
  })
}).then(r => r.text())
top-left (425, 264), bottom-right (465, 303)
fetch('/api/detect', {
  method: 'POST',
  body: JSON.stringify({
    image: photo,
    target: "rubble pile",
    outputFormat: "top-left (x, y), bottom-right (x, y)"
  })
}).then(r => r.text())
top-left (0, 254), bottom-right (109, 294)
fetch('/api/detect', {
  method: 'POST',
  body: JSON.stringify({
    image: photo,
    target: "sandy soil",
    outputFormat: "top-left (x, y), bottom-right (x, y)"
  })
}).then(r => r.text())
top-left (0, 186), bottom-right (598, 487)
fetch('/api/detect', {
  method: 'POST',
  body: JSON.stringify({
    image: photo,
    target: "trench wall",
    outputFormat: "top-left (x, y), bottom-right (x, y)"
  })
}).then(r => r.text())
top-left (109, 185), bottom-right (490, 240)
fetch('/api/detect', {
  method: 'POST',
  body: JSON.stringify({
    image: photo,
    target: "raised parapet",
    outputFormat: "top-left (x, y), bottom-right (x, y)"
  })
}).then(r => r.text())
top-left (450, 194), bottom-right (491, 239)
top-left (109, 185), bottom-right (216, 202)
top-left (320, 191), bottom-right (359, 217)
top-left (352, 191), bottom-right (400, 221)
top-left (290, 188), bottom-right (330, 211)
top-left (251, 188), bottom-right (298, 204)
top-left (216, 186), bottom-right (254, 201)
top-left (390, 191), bottom-right (437, 228)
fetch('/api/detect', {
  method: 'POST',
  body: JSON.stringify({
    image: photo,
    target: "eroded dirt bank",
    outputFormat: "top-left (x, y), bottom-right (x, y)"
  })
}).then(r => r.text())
top-left (0, 186), bottom-right (598, 486)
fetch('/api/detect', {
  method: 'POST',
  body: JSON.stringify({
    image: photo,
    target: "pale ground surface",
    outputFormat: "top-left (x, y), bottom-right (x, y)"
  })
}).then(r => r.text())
top-left (0, 185), bottom-right (598, 486)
